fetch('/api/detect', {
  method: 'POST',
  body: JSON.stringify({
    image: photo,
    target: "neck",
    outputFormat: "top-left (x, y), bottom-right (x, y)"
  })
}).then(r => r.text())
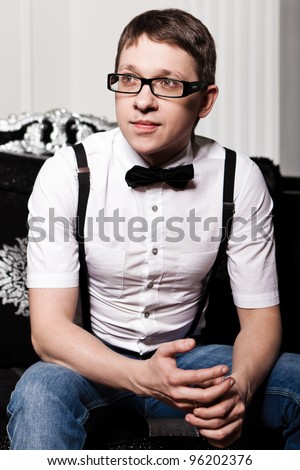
top-left (139, 143), bottom-right (190, 168)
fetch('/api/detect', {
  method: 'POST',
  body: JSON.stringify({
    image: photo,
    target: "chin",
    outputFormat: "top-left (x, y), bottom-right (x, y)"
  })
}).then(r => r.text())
top-left (128, 138), bottom-right (162, 158)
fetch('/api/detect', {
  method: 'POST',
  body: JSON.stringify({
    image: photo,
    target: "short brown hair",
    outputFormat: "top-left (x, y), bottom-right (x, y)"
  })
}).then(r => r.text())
top-left (115, 8), bottom-right (216, 84)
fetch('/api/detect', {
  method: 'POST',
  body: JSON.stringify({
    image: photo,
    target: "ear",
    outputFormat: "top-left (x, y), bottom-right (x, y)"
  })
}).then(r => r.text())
top-left (198, 85), bottom-right (219, 118)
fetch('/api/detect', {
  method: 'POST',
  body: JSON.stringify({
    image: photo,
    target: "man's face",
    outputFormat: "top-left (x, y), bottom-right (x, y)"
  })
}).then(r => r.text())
top-left (115, 34), bottom-right (215, 167)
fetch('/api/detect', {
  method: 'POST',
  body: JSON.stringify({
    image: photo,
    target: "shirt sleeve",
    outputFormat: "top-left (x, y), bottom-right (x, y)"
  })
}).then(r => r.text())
top-left (26, 147), bottom-right (80, 288)
top-left (227, 157), bottom-right (279, 308)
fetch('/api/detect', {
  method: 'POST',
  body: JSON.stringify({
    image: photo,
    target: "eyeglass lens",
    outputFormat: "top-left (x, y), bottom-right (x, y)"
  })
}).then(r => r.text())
top-left (109, 74), bottom-right (184, 97)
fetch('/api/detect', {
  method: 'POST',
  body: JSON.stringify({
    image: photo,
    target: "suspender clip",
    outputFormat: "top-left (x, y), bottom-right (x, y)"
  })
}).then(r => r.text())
top-left (78, 167), bottom-right (90, 174)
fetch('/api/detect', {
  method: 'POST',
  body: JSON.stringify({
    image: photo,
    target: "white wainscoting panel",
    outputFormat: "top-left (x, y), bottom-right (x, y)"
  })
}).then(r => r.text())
top-left (190, 0), bottom-right (280, 163)
top-left (19, 0), bottom-right (32, 113)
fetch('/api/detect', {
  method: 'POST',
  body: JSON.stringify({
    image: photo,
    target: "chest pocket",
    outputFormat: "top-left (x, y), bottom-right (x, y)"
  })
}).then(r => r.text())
top-left (171, 251), bottom-right (218, 303)
top-left (85, 244), bottom-right (126, 299)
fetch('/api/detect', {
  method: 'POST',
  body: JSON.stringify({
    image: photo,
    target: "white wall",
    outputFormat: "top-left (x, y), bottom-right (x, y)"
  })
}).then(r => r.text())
top-left (0, 0), bottom-right (26, 113)
top-left (280, 0), bottom-right (300, 176)
top-left (0, 0), bottom-right (298, 175)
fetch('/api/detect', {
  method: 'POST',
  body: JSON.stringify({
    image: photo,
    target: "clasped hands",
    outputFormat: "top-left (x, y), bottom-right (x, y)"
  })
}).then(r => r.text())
top-left (142, 338), bottom-right (246, 448)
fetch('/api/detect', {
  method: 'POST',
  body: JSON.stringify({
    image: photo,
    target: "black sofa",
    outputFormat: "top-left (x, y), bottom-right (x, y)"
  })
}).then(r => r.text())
top-left (1, 109), bottom-right (300, 450)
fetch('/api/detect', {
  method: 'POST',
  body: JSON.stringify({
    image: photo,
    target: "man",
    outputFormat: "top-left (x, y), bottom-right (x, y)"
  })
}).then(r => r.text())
top-left (7, 9), bottom-right (300, 449)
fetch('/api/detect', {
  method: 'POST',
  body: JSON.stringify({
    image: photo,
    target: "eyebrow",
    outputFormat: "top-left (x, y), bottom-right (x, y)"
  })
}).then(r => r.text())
top-left (118, 64), bottom-right (186, 80)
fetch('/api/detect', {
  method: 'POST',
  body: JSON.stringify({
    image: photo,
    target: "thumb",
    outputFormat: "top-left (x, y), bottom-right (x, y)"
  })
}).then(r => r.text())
top-left (158, 338), bottom-right (196, 358)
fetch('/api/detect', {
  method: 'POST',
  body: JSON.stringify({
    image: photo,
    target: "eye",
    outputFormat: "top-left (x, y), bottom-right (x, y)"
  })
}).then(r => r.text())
top-left (159, 78), bottom-right (181, 89)
top-left (120, 74), bottom-right (139, 86)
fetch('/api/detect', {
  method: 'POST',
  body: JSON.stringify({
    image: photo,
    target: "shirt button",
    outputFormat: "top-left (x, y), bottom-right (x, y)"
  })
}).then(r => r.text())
top-left (152, 205), bottom-right (158, 212)
top-left (147, 281), bottom-right (154, 289)
top-left (152, 248), bottom-right (158, 255)
top-left (144, 311), bottom-right (150, 318)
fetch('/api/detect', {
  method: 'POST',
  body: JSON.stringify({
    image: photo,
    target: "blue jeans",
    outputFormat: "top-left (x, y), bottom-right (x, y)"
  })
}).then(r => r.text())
top-left (7, 344), bottom-right (300, 449)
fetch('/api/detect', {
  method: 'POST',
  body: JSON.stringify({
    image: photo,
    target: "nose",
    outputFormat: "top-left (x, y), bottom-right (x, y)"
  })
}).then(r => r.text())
top-left (133, 83), bottom-right (158, 112)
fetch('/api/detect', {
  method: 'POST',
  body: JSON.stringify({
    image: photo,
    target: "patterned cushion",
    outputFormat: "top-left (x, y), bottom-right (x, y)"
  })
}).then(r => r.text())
top-left (0, 151), bottom-right (43, 367)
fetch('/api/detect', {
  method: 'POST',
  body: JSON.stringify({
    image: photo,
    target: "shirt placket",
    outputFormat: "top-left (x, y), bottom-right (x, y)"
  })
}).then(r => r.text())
top-left (138, 185), bottom-right (164, 353)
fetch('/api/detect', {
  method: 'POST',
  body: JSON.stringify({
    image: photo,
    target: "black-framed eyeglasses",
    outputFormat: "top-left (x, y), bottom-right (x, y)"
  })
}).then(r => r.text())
top-left (107, 73), bottom-right (209, 98)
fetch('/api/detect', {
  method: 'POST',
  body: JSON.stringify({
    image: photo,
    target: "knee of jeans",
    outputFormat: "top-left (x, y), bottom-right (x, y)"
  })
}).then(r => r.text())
top-left (8, 361), bottom-right (83, 415)
top-left (177, 343), bottom-right (233, 370)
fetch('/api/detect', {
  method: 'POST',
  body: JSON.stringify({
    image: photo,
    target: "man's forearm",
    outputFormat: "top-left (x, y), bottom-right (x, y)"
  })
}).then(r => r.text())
top-left (231, 305), bottom-right (282, 405)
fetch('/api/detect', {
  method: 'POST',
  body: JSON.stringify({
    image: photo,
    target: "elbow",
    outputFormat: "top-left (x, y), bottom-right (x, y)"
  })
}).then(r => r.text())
top-left (31, 333), bottom-right (43, 359)
top-left (31, 333), bottom-right (51, 362)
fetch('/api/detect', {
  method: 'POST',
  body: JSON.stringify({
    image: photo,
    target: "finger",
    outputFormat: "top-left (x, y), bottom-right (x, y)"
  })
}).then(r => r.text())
top-left (207, 428), bottom-right (242, 449)
top-left (172, 376), bottom-right (235, 406)
top-left (186, 407), bottom-right (243, 445)
top-left (199, 420), bottom-right (243, 449)
top-left (157, 338), bottom-right (196, 358)
top-left (185, 392), bottom-right (245, 438)
top-left (193, 389), bottom-right (244, 420)
top-left (196, 375), bottom-right (226, 389)
top-left (174, 365), bottom-right (230, 388)
top-left (154, 340), bottom-right (230, 385)
top-left (192, 376), bottom-right (235, 405)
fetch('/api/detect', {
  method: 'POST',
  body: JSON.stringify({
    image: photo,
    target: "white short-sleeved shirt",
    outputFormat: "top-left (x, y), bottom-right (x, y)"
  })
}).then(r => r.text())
top-left (27, 128), bottom-right (279, 354)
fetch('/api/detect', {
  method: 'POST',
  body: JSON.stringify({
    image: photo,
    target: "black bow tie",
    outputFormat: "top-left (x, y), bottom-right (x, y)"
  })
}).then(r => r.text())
top-left (125, 164), bottom-right (194, 189)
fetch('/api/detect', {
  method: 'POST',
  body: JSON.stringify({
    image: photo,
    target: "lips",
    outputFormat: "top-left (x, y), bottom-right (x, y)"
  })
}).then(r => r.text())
top-left (131, 120), bottom-right (161, 131)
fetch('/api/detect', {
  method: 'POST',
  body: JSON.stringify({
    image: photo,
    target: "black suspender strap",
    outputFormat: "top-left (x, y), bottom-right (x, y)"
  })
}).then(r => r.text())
top-left (185, 147), bottom-right (236, 338)
top-left (222, 147), bottom-right (237, 241)
top-left (72, 143), bottom-right (236, 338)
top-left (73, 142), bottom-right (92, 332)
